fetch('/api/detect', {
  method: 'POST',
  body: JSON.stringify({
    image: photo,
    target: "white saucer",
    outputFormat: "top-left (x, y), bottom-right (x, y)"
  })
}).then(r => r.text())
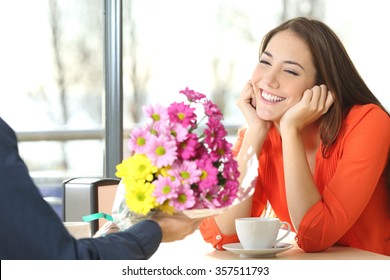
top-left (222, 242), bottom-right (293, 258)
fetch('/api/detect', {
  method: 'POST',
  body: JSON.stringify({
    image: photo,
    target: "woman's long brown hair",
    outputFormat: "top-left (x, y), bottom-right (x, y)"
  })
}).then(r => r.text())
top-left (260, 17), bottom-right (390, 206)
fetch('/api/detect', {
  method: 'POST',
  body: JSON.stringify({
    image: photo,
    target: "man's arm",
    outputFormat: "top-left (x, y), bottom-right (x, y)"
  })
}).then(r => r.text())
top-left (0, 118), bottom-right (162, 260)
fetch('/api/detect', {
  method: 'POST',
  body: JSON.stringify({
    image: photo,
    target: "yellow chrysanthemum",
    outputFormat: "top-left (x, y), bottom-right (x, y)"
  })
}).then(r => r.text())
top-left (115, 154), bottom-right (158, 182)
top-left (125, 180), bottom-right (157, 215)
top-left (156, 166), bottom-right (171, 178)
top-left (158, 200), bottom-right (175, 215)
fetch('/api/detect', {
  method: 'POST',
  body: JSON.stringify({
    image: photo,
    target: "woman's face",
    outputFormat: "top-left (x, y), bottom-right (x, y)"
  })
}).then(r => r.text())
top-left (252, 30), bottom-right (317, 123)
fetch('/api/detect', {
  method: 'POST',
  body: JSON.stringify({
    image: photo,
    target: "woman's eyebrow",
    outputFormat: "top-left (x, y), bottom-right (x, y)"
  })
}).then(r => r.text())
top-left (263, 51), bottom-right (305, 70)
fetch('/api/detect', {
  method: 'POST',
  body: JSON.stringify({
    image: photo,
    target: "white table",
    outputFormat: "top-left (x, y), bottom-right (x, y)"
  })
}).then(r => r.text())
top-left (151, 230), bottom-right (390, 260)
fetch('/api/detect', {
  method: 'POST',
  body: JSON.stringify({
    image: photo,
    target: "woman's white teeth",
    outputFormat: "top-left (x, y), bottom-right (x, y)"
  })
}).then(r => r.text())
top-left (262, 92), bottom-right (285, 102)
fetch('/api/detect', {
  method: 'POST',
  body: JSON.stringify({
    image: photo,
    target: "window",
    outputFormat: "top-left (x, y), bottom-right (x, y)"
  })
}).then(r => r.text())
top-left (1, 0), bottom-right (388, 219)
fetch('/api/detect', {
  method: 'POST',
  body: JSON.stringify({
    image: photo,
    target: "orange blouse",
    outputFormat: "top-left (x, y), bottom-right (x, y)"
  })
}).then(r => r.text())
top-left (200, 104), bottom-right (390, 256)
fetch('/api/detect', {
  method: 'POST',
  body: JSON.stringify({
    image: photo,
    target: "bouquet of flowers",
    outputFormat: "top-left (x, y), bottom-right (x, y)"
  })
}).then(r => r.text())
top-left (113, 87), bottom-right (240, 226)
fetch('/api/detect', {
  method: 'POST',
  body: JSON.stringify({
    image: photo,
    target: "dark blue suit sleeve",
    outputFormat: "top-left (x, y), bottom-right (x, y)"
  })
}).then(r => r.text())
top-left (0, 118), bottom-right (162, 260)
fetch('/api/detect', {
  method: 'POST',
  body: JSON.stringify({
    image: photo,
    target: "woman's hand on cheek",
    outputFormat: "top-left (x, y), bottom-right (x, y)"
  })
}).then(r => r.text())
top-left (280, 85), bottom-right (334, 132)
top-left (237, 80), bottom-right (271, 131)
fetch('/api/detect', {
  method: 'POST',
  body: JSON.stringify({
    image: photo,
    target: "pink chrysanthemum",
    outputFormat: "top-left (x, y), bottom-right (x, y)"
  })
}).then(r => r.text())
top-left (168, 102), bottom-right (196, 128)
top-left (177, 133), bottom-right (199, 160)
top-left (146, 135), bottom-right (177, 168)
top-left (179, 87), bottom-right (206, 102)
top-left (171, 185), bottom-right (196, 211)
top-left (207, 140), bottom-right (232, 163)
top-left (222, 156), bottom-right (240, 182)
top-left (217, 180), bottom-right (239, 207)
top-left (143, 103), bottom-right (169, 124)
top-left (153, 175), bottom-right (179, 204)
top-left (202, 99), bottom-right (223, 119)
top-left (167, 122), bottom-right (188, 142)
top-left (148, 121), bottom-right (167, 138)
top-left (168, 160), bottom-right (201, 185)
top-left (193, 144), bottom-right (210, 161)
top-left (205, 117), bottom-right (227, 141)
top-left (128, 127), bottom-right (151, 154)
top-left (196, 158), bottom-right (218, 191)
top-left (199, 186), bottom-right (221, 209)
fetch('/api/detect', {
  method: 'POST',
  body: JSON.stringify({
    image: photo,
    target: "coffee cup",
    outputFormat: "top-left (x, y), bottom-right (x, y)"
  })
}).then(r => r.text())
top-left (63, 221), bottom-right (91, 239)
top-left (235, 217), bottom-right (291, 249)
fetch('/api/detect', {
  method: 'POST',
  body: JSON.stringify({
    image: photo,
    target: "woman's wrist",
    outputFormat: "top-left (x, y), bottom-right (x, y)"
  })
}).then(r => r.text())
top-left (245, 125), bottom-right (269, 142)
top-left (279, 121), bottom-right (301, 138)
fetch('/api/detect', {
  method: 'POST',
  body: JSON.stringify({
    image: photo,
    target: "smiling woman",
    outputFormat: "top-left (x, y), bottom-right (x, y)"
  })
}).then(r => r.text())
top-left (253, 30), bottom-right (318, 123)
top-left (200, 17), bottom-right (390, 257)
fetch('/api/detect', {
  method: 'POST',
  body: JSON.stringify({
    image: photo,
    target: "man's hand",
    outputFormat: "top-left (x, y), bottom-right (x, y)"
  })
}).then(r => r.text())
top-left (151, 212), bottom-right (202, 242)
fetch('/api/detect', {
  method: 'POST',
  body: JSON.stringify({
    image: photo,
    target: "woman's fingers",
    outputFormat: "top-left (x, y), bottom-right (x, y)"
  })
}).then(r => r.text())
top-left (237, 80), bottom-right (253, 101)
top-left (304, 85), bottom-right (333, 115)
top-left (237, 79), bottom-right (257, 110)
top-left (325, 89), bottom-right (334, 111)
top-left (282, 84), bottom-right (334, 131)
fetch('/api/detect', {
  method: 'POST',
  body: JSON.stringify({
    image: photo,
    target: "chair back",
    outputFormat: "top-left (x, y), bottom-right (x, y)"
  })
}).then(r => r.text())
top-left (62, 178), bottom-right (120, 235)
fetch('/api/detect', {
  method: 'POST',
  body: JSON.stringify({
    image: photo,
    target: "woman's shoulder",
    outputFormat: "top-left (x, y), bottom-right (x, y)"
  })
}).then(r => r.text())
top-left (345, 104), bottom-right (389, 126)
top-left (342, 104), bottom-right (390, 145)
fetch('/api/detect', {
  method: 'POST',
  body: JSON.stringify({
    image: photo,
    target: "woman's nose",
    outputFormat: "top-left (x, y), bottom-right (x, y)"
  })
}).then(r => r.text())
top-left (262, 69), bottom-right (280, 89)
